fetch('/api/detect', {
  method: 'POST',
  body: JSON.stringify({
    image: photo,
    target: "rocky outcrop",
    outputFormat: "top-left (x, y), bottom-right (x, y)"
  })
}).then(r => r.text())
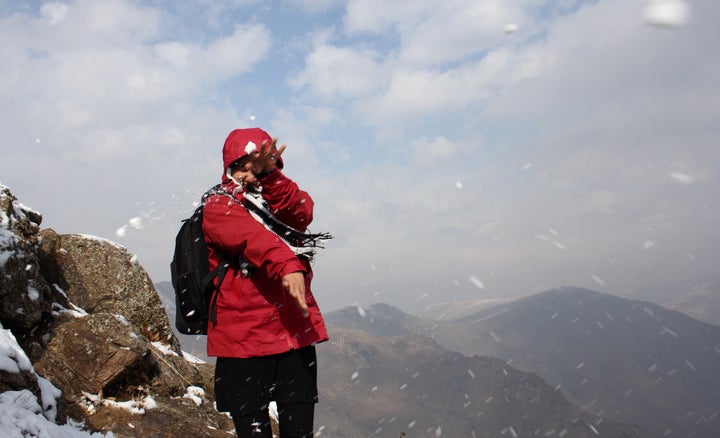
top-left (0, 186), bottom-right (54, 335)
top-left (37, 229), bottom-right (181, 355)
top-left (0, 184), bottom-right (234, 437)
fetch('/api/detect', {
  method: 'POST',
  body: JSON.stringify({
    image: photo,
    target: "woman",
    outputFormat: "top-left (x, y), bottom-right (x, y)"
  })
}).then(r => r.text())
top-left (202, 127), bottom-right (330, 437)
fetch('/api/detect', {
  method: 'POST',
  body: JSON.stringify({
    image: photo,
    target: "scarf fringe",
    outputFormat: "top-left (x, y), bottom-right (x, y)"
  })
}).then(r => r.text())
top-left (242, 190), bottom-right (333, 261)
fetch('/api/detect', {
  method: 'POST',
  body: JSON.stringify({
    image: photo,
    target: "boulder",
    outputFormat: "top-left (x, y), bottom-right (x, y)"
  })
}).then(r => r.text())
top-left (0, 186), bottom-right (54, 334)
top-left (33, 312), bottom-right (233, 437)
top-left (1, 184), bottom-right (235, 436)
top-left (34, 313), bottom-right (150, 399)
top-left (37, 229), bottom-right (181, 355)
top-left (82, 395), bottom-right (234, 438)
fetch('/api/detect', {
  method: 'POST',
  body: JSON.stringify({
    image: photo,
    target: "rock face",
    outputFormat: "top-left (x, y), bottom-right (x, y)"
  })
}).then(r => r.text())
top-left (0, 186), bottom-right (53, 335)
top-left (38, 229), bottom-right (181, 355)
top-left (0, 184), bottom-right (234, 437)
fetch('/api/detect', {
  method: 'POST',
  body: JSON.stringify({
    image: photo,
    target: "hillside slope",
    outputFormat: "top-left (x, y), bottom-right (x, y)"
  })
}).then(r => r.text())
top-left (327, 287), bottom-right (720, 437)
top-left (316, 326), bottom-right (648, 437)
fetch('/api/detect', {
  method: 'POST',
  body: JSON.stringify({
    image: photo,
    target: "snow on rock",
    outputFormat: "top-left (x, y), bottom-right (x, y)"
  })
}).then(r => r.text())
top-left (151, 341), bottom-right (179, 357)
top-left (1, 324), bottom-right (101, 435)
top-left (183, 386), bottom-right (205, 406)
top-left (0, 324), bottom-right (33, 375)
top-left (182, 350), bottom-right (206, 364)
top-left (83, 391), bottom-right (158, 415)
top-left (0, 390), bottom-right (107, 437)
top-left (77, 233), bottom-right (127, 251)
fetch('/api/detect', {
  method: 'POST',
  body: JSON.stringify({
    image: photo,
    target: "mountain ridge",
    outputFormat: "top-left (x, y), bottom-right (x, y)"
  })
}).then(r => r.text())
top-left (326, 286), bottom-right (720, 437)
top-left (316, 325), bottom-right (649, 437)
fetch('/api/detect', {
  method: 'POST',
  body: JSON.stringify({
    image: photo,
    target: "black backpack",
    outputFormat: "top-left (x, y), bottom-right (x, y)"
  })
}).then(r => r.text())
top-left (170, 185), bottom-right (230, 335)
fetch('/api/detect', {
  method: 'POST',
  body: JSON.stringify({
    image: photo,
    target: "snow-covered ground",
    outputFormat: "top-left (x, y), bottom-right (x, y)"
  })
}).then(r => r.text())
top-left (0, 323), bottom-right (108, 437)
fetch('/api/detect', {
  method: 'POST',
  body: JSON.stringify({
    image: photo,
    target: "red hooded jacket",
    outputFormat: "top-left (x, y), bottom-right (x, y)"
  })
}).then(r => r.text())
top-left (201, 128), bottom-right (328, 358)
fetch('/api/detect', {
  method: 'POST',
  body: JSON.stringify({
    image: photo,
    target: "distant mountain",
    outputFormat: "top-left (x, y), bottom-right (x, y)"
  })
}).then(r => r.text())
top-left (325, 302), bottom-right (497, 361)
top-left (663, 282), bottom-right (720, 326)
top-left (315, 326), bottom-right (648, 437)
top-left (327, 287), bottom-right (720, 438)
top-left (628, 276), bottom-right (720, 326)
top-left (325, 302), bottom-right (430, 337)
top-left (413, 297), bottom-right (521, 321)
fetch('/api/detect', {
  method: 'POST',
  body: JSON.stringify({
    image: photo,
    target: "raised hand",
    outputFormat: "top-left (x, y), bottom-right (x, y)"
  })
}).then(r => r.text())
top-left (252, 138), bottom-right (286, 175)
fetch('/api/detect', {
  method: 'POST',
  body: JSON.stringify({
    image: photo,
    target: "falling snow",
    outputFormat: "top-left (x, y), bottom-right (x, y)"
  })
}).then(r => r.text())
top-left (643, 0), bottom-right (690, 28)
top-left (590, 275), bottom-right (605, 286)
top-left (469, 276), bottom-right (485, 289)
top-left (669, 172), bottom-right (695, 184)
top-left (128, 217), bottom-right (143, 230)
top-left (660, 326), bottom-right (679, 338)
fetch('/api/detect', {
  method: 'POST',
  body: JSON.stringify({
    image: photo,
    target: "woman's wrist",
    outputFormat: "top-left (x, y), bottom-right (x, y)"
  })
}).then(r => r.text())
top-left (255, 167), bottom-right (275, 179)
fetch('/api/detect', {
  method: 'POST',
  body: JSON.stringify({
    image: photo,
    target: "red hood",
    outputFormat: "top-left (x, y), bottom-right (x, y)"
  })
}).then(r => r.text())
top-left (222, 128), bottom-right (283, 178)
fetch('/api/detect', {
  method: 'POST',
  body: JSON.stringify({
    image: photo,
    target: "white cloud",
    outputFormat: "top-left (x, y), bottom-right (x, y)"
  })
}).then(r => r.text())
top-left (394, 1), bottom-right (529, 67)
top-left (284, 0), bottom-right (344, 14)
top-left (292, 1), bottom-right (547, 123)
top-left (200, 24), bottom-right (272, 80)
top-left (0, 0), bottom-right (271, 157)
top-left (371, 49), bottom-right (518, 119)
top-left (309, 0), bottom-right (718, 308)
top-left (0, 1), bottom-right (270, 275)
top-left (40, 2), bottom-right (70, 25)
top-left (409, 136), bottom-right (460, 165)
top-left (343, 0), bottom-right (435, 35)
top-left (289, 44), bottom-right (386, 100)
top-left (2, 0), bottom-right (718, 312)
top-left (154, 42), bottom-right (191, 69)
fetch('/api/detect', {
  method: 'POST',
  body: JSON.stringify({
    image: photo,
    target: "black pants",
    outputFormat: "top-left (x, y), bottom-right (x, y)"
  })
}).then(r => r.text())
top-left (231, 402), bottom-right (315, 438)
top-left (215, 346), bottom-right (318, 437)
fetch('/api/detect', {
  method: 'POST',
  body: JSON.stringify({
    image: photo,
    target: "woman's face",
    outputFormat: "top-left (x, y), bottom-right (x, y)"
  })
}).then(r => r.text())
top-left (229, 156), bottom-right (258, 188)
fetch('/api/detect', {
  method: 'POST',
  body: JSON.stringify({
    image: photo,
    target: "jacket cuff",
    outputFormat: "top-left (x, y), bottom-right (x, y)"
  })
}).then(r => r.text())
top-left (279, 261), bottom-right (307, 278)
top-left (257, 167), bottom-right (281, 182)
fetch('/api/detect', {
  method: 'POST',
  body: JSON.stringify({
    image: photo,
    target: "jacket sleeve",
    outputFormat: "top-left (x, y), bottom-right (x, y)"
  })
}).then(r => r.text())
top-left (202, 195), bottom-right (306, 279)
top-left (259, 168), bottom-right (314, 232)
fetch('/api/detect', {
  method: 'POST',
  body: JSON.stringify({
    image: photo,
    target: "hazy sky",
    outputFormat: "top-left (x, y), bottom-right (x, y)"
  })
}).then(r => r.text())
top-left (1, 0), bottom-right (717, 312)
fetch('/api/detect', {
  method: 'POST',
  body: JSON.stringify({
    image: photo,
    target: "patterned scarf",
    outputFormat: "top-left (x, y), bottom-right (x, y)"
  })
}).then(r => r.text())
top-left (241, 188), bottom-right (333, 261)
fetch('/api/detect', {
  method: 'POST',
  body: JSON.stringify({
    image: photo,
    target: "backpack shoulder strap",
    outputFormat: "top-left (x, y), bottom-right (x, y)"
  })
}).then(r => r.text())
top-left (199, 183), bottom-right (244, 326)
